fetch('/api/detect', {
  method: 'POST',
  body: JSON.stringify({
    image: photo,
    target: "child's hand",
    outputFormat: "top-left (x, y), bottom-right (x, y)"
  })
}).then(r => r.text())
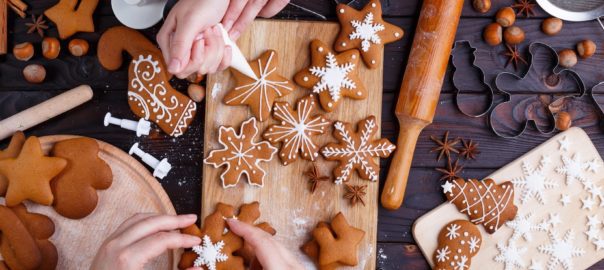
top-left (222, 0), bottom-right (290, 40)
top-left (227, 218), bottom-right (304, 270)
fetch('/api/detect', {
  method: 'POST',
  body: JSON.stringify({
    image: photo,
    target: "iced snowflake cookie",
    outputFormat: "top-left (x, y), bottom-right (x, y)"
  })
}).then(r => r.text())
top-left (204, 118), bottom-right (277, 188)
top-left (263, 95), bottom-right (330, 165)
top-left (442, 178), bottom-right (518, 234)
top-left (433, 220), bottom-right (481, 270)
top-left (302, 212), bottom-right (365, 268)
top-left (321, 116), bottom-right (395, 184)
top-left (334, 0), bottom-right (404, 69)
top-left (294, 40), bottom-right (366, 112)
top-left (224, 50), bottom-right (295, 122)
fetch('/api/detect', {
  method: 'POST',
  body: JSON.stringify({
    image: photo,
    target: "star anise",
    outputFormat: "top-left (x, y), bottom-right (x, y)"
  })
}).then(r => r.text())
top-left (435, 159), bottom-right (464, 182)
top-left (459, 139), bottom-right (480, 160)
top-left (430, 131), bottom-right (460, 162)
top-left (511, 0), bottom-right (536, 17)
top-left (503, 44), bottom-right (528, 70)
top-left (344, 184), bottom-right (367, 206)
top-left (304, 163), bottom-right (330, 193)
top-left (25, 14), bottom-right (48, 38)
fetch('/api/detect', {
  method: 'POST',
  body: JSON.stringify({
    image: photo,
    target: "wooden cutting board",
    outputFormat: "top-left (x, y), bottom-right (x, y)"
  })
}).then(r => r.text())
top-left (414, 127), bottom-right (604, 269)
top-left (203, 20), bottom-right (384, 269)
top-left (0, 135), bottom-right (177, 270)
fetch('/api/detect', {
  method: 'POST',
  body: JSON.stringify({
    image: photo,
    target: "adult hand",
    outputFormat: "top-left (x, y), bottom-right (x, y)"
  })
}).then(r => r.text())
top-left (227, 218), bottom-right (304, 270)
top-left (222, 0), bottom-right (291, 40)
top-left (90, 214), bottom-right (200, 270)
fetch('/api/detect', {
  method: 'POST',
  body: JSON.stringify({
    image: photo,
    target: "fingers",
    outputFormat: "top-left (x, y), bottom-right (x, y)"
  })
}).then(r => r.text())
top-left (217, 46), bottom-right (232, 72)
top-left (175, 38), bottom-right (205, 79)
top-left (168, 18), bottom-right (200, 74)
top-left (258, 0), bottom-right (289, 18)
top-left (226, 218), bottom-right (284, 268)
top-left (198, 26), bottom-right (226, 75)
top-left (110, 213), bottom-right (157, 238)
top-left (222, 0), bottom-right (248, 31)
top-left (117, 214), bottom-right (198, 247)
top-left (157, 14), bottom-right (176, 65)
top-left (125, 232), bottom-right (201, 267)
top-left (228, 0), bottom-right (267, 40)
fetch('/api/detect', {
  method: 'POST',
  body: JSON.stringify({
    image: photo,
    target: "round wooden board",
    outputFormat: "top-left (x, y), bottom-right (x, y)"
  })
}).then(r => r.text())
top-left (0, 135), bottom-right (177, 270)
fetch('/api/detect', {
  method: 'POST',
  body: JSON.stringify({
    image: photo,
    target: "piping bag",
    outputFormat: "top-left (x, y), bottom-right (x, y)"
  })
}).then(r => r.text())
top-left (216, 23), bottom-right (258, 80)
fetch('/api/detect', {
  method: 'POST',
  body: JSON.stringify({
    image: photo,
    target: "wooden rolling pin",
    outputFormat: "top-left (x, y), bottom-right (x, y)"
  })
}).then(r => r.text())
top-left (0, 85), bottom-right (93, 140)
top-left (381, 0), bottom-right (464, 210)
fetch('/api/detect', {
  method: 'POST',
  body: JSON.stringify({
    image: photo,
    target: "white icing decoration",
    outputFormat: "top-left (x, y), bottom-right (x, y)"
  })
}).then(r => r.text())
top-left (192, 235), bottom-right (228, 270)
top-left (513, 155), bottom-right (559, 204)
top-left (529, 259), bottom-right (544, 270)
top-left (441, 181), bottom-right (455, 195)
top-left (584, 182), bottom-right (604, 207)
top-left (586, 159), bottom-right (602, 173)
top-left (581, 196), bottom-right (595, 210)
top-left (560, 194), bottom-right (571, 206)
top-left (556, 153), bottom-right (589, 186)
top-left (446, 223), bottom-right (461, 240)
top-left (349, 12), bottom-right (385, 52)
top-left (559, 136), bottom-right (572, 152)
top-left (309, 52), bottom-right (356, 103)
top-left (538, 230), bottom-right (585, 270)
top-left (468, 236), bottom-right (480, 253)
top-left (204, 118), bottom-right (277, 188)
top-left (435, 246), bottom-right (450, 262)
top-left (456, 255), bottom-right (469, 270)
top-left (494, 240), bottom-right (527, 269)
top-left (506, 212), bottom-right (541, 241)
top-left (586, 215), bottom-right (604, 251)
top-left (339, 8), bottom-right (345, 13)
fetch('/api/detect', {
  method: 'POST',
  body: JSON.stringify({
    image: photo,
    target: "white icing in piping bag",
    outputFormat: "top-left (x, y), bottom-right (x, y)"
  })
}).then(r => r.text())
top-left (217, 23), bottom-right (258, 80)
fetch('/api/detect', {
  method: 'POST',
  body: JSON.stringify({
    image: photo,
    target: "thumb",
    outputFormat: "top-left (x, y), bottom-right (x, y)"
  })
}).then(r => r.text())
top-left (168, 20), bottom-right (200, 74)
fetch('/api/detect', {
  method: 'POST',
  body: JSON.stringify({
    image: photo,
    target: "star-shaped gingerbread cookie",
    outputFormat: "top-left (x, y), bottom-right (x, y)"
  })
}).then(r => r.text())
top-left (204, 117), bottom-right (277, 188)
top-left (224, 50), bottom-right (295, 122)
top-left (334, 0), bottom-right (404, 69)
top-left (312, 212), bottom-right (365, 267)
top-left (0, 136), bottom-right (67, 206)
top-left (44, 0), bottom-right (98, 39)
top-left (0, 132), bottom-right (25, 196)
top-left (294, 40), bottom-right (366, 112)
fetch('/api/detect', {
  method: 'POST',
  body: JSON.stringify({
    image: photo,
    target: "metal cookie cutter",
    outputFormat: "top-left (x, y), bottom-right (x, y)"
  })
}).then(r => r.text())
top-left (537, 0), bottom-right (604, 31)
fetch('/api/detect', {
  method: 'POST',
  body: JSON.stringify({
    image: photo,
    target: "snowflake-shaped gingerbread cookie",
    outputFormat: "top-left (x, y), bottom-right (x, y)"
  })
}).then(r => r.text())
top-left (263, 95), bottom-right (329, 165)
top-left (334, 0), bottom-right (404, 69)
top-left (204, 117), bottom-right (277, 188)
top-left (295, 40), bottom-right (366, 112)
top-left (224, 50), bottom-right (295, 122)
top-left (321, 116), bottom-right (395, 184)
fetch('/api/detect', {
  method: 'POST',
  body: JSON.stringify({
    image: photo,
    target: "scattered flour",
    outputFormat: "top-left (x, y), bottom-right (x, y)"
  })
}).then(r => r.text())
top-left (211, 83), bottom-right (222, 99)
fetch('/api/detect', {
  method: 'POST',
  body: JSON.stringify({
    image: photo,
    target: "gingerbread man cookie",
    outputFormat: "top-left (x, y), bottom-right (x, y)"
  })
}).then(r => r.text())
top-left (294, 40), bottom-right (366, 112)
top-left (263, 95), bottom-right (330, 165)
top-left (321, 116), bottom-right (395, 184)
top-left (98, 26), bottom-right (197, 137)
top-left (204, 117), bottom-right (277, 188)
top-left (44, 0), bottom-right (98, 39)
top-left (334, 0), bottom-right (404, 69)
top-left (433, 220), bottom-right (482, 270)
top-left (442, 178), bottom-right (518, 234)
top-left (0, 136), bottom-right (67, 206)
top-left (51, 138), bottom-right (113, 219)
top-left (224, 50), bottom-right (295, 122)
top-left (310, 212), bottom-right (365, 267)
top-left (0, 132), bottom-right (25, 196)
top-left (0, 205), bottom-right (42, 270)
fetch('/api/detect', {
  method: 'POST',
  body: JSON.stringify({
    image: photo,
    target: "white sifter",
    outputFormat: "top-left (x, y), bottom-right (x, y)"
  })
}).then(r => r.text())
top-left (536, 0), bottom-right (604, 29)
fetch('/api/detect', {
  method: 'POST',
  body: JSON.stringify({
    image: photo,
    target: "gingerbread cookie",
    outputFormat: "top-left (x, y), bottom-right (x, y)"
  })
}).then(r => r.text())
top-left (321, 116), bottom-right (395, 184)
top-left (204, 117), bottom-right (277, 188)
top-left (98, 26), bottom-right (197, 137)
top-left (0, 205), bottom-right (41, 270)
top-left (433, 220), bottom-right (482, 270)
top-left (442, 178), bottom-right (518, 234)
top-left (301, 222), bottom-right (341, 270)
top-left (294, 40), bottom-right (365, 112)
top-left (334, 0), bottom-right (404, 69)
top-left (50, 138), bottom-right (113, 219)
top-left (311, 212), bottom-right (364, 267)
top-left (0, 132), bottom-right (25, 196)
top-left (224, 50), bottom-right (295, 122)
top-left (44, 0), bottom-right (98, 39)
top-left (0, 136), bottom-right (67, 206)
top-left (10, 204), bottom-right (57, 270)
top-left (263, 95), bottom-right (330, 165)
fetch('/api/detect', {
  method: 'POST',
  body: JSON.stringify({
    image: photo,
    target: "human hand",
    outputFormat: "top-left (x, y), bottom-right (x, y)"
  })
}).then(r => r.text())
top-left (157, 0), bottom-right (231, 78)
top-left (222, 0), bottom-right (290, 40)
top-left (90, 214), bottom-right (201, 270)
top-left (227, 218), bottom-right (304, 270)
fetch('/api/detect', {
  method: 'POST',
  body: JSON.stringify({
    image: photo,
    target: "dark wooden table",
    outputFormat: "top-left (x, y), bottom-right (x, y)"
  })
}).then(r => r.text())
top-left (2, 0), bottom-right (604, 269)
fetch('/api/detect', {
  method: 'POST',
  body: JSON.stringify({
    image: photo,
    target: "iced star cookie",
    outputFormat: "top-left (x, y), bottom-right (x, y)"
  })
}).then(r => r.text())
top-left (294, 40), bottom-right (366, 112)
top-left (224, 50), bottom-right (295, 122)
top-left (204, 118), bottom-right (277, 188)
top-left (263, 95), bottom-right (330, 165)
top-left (334, 0), bottom-right (404, 69)
top-left (321, 116), bottom-right (395, 184)
top-left (433, 220), bottom-right (482, 270)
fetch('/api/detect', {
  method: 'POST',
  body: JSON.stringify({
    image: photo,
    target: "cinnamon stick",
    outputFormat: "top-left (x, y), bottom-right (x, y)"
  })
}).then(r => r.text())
top-left (8, 2), bottom-right (25, 18)
top-left (0, 0), bottom-right (6, 55)
top-left (8, 0), bottom-right (26, 12)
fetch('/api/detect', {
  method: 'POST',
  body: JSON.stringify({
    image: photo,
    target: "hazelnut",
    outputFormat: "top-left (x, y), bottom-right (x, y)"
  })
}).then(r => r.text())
top-left (496, 7), bottom-right (516, 27)
top-left (541, 17), bottom-right (563, 36)
top-left (187, 73), bottom-right (205, 84)
top-left (13, 42), bottom-right (34, 61)
top-left (42, 37), bottom-right (61, 59)
top-left (555, 112), bottom-right (572, 131)
top-left (472, 0), bottom-right (491, 13)
top-left (577, 39), bottom-right (596, 59)
top-left (503, 26), bottom-right (525, 45)
top-left (23, 64), bottom-right (46, 84)
top-left (68, 39), bottom-right (89, 57)
top-left (558, 49), bottom-right (578, 68)
top-left (187, 84), bottom-right (205, 102)
top-left (483, 23), bottom-right (503, 46)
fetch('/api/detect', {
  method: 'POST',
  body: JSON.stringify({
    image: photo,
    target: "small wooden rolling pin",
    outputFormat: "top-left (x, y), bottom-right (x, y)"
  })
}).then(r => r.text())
top-left (381, 0), bottom-right (464, 210)
top-left (0, 85), bottom-right (93, 140)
